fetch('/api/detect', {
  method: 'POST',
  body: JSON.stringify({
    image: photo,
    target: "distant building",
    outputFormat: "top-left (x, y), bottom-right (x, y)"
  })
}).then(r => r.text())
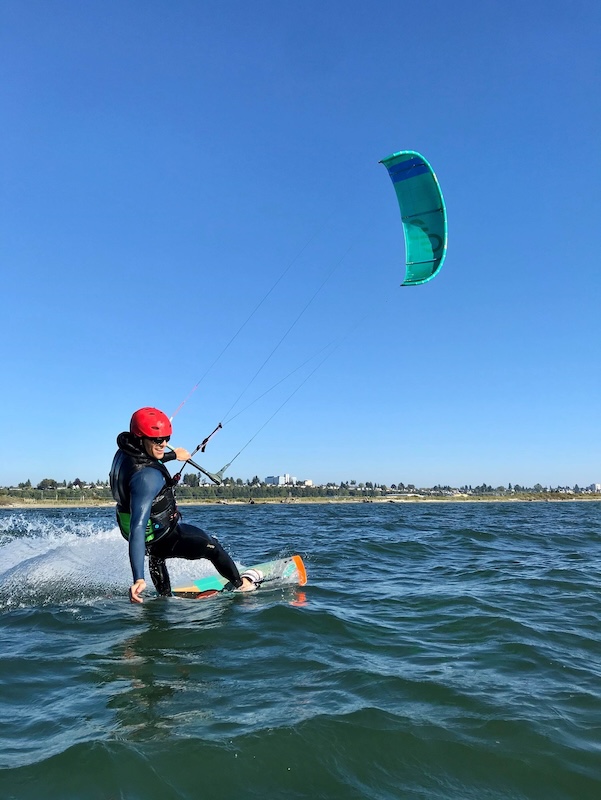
top-left (264, 474), bottom-right (301, 486)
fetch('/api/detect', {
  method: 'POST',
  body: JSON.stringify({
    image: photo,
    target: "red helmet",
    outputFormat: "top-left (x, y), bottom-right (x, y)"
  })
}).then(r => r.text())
top-left (130, 407), bottom-right (172, 438)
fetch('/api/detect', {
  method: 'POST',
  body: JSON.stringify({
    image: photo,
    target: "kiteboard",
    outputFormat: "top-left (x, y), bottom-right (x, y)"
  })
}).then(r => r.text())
top-left (173, 554), bottom-right (307, 599)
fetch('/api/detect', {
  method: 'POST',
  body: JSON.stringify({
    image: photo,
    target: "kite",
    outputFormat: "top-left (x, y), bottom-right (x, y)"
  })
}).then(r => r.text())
top-left (380, 150), bottom-right (448, 286)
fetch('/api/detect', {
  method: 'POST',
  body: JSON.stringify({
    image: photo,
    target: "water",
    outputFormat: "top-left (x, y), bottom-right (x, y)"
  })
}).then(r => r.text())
top-left (1, 501), bottom-right (600, 799)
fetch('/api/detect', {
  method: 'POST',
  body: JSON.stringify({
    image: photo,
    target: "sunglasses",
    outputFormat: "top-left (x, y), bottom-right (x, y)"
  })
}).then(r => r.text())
top-left (147, 436), bottom-right (171, 445)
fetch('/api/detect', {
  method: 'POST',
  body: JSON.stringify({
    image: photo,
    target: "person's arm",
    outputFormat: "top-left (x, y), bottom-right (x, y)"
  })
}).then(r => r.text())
top-left (127, 468), bottom-right (166, 602)
top-left (165, 447), bottom-right (191, 462)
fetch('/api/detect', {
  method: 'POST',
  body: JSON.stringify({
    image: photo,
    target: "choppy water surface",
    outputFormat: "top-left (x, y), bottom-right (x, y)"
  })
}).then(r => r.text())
top-left (1, 501), bottom-right (600, 799)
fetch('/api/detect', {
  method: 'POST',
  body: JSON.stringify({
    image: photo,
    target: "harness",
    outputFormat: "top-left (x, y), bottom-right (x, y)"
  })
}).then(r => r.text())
top-left (110, 433), bottom-right (179, 544)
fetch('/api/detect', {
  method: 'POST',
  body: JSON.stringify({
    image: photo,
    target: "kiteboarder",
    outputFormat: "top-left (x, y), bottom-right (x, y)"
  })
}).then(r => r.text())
top-left (110, 407), bottom-right (258, 603)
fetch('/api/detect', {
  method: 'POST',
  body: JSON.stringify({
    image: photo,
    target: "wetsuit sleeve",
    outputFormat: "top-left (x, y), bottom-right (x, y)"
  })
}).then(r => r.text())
top-left (162, 451), bottom-right (177, 463)
top-left (128, 468), bottom-right (166, 582)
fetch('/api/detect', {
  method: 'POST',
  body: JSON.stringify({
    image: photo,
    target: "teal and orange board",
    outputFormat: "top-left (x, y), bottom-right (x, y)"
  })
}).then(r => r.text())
top-left (173, 554), bottom-right (307, 599)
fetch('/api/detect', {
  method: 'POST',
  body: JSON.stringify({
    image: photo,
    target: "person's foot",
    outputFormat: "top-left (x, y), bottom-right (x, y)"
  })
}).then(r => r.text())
top-left (235, 568), bottom-right (263, 592)
top-left (237, 576), bottom-right (256, 591)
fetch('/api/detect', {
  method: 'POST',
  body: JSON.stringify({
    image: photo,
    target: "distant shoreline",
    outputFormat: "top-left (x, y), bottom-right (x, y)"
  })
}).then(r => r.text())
top-left (1, 495), bottom-right (600, 510)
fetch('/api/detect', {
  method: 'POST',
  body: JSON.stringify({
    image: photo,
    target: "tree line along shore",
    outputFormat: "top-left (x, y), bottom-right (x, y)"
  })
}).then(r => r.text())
top-left (1, 478), bottom-right (599, 507)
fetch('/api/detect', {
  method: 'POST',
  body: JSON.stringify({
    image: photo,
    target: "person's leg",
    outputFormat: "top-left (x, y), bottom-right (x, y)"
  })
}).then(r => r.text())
top-left (167, 523), bottom-right (245, 588)
top-left (148, 555), bottom-right (172, 596)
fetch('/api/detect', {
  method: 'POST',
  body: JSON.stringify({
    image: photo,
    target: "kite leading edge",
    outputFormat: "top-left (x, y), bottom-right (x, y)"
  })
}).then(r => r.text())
top-left (380, 150), bottom-right (448, 286)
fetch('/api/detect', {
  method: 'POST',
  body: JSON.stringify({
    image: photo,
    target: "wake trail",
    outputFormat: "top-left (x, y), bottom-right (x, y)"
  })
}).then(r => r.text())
top-left (0, 512), bottom-right (233, 609)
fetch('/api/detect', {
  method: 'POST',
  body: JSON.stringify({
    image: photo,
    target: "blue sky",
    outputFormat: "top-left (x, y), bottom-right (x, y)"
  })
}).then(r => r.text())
top-left (1, 0), bottom-right (599, 488)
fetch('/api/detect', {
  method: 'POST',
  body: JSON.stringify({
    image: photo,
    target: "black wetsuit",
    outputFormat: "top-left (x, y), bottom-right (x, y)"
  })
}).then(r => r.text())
top-left (109, 432), bottom-right (243, 595)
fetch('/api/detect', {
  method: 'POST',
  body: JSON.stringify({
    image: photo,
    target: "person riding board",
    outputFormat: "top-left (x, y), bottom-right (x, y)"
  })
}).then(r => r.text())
top-left (110, 407), bottom-right (258, 603)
